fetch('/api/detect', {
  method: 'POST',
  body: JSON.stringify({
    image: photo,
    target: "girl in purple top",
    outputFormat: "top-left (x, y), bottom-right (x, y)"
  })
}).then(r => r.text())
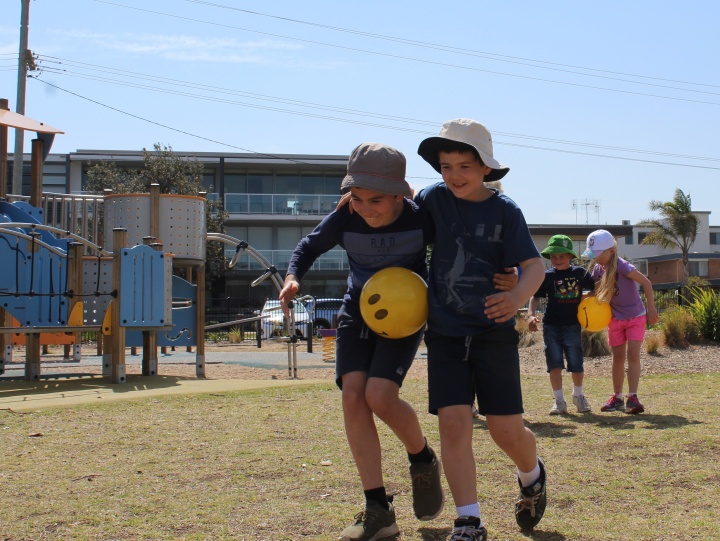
top-left (582, 229), bottom-right (659, 414)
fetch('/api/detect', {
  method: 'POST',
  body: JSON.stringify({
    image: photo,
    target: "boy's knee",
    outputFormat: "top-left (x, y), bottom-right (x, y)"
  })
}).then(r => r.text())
top-left (342, 386), bottom-right (367, 409)
top-left (365, 390), bottom-right (391, 415)
top-left (439, 407), bottom-right (472, 439)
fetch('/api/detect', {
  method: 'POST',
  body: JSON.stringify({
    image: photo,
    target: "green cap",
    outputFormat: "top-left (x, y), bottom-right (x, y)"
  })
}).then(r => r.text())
top-left (540, 235), bottom-right (577, 259)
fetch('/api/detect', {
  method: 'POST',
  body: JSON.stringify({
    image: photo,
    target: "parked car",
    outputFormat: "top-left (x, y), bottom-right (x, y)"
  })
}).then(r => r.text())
top-left (311, 298), bottom-right (344, 331)
top-left (259, 299), bottom-right (311, 338)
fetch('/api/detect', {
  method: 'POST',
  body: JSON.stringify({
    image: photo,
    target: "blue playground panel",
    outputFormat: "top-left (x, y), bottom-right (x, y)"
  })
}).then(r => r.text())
top-left (119, 244), bottom-right (170, 328)
top-left (127, 275), bottom-right (197, 347)
top-left (0, 202), bottom-right (70, 326)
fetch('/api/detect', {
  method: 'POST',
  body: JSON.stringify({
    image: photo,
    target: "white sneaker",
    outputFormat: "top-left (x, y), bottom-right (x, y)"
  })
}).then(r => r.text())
top-left (572, 394), bottom-right (592, 413)
top-left (549, 399), bottom-right (567, 415)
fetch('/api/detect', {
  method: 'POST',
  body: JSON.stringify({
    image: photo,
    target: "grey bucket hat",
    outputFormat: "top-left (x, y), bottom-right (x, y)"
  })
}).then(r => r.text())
top-left (340, 142), bottom-right (412, 196)
top-left (417, 118), bottom-right (510, 182)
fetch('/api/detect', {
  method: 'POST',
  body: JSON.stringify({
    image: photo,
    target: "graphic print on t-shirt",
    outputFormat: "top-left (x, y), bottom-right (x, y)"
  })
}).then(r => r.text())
top-left (554, 276), bottom-right (582, 300)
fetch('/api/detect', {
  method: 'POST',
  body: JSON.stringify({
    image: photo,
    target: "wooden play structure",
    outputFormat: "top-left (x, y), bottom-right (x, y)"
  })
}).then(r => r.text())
top-left (0, 101), bottom-right (305, 382)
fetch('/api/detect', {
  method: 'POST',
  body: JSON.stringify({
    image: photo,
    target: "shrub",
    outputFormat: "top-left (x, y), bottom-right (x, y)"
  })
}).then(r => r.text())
top-left (683, 287), bottom-right (720, 342)
top-left (228, 328), bottom-right (242, 343)
top-left (516, 314), bottom-right (538, 348)
top-left (582, 329), bottom-right (611, 357)
top-left (660, 306), bottom-right (700, 348)
top-left (206, 332), bottom-right (225, 343)
top-left (644, 331), bottom-right (663, 355)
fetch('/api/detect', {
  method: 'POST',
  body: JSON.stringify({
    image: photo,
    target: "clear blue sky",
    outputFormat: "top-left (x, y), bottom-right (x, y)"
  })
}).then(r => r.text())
top-left (2, 0), bottom-right (719, 226)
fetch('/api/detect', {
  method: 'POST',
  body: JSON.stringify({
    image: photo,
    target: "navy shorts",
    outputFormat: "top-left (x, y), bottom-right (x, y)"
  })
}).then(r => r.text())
top-left (542, 323), bottom-right (584, 373)
top-left (425, 326), bottom-right (523, 416)
top-left (334, 318), bottom-right (423, 390)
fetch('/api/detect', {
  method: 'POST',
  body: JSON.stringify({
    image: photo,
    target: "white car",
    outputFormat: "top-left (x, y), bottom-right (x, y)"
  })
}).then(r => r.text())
top-left (311, 298), bottom-right (344, 331)
top-left (259, 299), bottom-right (311, 338)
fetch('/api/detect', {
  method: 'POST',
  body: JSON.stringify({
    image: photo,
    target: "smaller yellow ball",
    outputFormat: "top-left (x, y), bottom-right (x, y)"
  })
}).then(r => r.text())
top-left (359, 267), bottom-right (428, 339)
top-left (577, 297), bottom-right (612, 332)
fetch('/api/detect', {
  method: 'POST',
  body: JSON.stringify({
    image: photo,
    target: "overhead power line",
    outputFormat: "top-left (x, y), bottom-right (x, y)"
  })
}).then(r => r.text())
top-left (29, 77), bottom-right (720, 172)
top-left (178, 0), bottom-right (720, 92)
top-left (34, 55), bottom-right (720, 164)
top-left (92, 0), bottom-right (720, 107)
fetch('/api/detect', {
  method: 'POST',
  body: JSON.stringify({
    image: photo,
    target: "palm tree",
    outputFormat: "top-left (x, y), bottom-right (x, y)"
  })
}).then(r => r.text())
top-left (637, 188), bottom-right (699, 282)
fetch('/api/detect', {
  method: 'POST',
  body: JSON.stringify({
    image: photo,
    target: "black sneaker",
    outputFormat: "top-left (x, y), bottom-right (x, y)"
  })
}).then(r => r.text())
top-left (514, 457), bottom-right (547, 530)
top-left (339, 499), bottom-right (399, 541)
top-left (447, 516), bottom-right (487, 541)
top-left (409, 446), bottom-right (444, 520)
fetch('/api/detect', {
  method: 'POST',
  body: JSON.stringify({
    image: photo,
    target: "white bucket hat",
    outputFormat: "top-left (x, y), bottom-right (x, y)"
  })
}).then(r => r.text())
top-left (417, 118), bottom-right (509, 182)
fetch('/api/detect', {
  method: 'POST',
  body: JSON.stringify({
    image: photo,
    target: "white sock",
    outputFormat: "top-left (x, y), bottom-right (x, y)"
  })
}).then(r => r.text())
top-left (614, 392), bottom-right (623, 399)
top-left (553, 389), bottom-right (564, 402)
top-left (518, 460), bottom-right (541, 488)
top-left (455, 503), bottom-right (482, 523)
top-left (573, 385), bottom-right (583, 397)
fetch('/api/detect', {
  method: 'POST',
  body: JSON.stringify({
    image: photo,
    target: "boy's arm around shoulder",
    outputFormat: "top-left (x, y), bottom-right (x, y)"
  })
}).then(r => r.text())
top-left (484, 257), bottom-right (545, 323)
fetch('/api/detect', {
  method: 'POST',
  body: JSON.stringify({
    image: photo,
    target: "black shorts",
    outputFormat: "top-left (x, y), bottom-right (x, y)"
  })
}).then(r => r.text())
top-left (425, 326), bottom-right (523, 416)
top-left (334, 319), bottom-right (423, 390)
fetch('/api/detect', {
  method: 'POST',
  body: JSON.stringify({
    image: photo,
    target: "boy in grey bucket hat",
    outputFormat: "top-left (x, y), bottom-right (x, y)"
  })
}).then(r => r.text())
top-left (280, 142), bottom-right (444, 540)
top-left (341, 142), bottom-right (413, 196)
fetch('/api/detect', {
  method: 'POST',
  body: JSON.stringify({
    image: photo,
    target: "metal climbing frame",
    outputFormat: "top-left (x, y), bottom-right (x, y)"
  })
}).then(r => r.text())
top-left (207, 232), bottom-right (302, 379)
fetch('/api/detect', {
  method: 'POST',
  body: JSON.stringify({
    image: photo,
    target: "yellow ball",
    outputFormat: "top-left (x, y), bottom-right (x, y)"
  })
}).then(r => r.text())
top-left (360, 267), bottom-right (428, 339)
top-left (577, 297), bottom-right (612, 332)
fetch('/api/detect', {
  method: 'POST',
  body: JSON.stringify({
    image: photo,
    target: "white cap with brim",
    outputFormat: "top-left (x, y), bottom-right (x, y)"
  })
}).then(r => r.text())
top-left (417, 118), bottom-right (509, 182)
top-left (340, 142), bottom-right (412, 196)
top-left (581, 229), bottom-right (616, 258)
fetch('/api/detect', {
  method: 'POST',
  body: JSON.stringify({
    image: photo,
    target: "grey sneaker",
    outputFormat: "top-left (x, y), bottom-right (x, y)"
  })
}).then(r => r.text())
top-left (448, 516), bottom-right (487, 540)
top-left (339, 500), bottom-right (399, 541)
top-left (572, 394), bottom-right (592, 413)
top-left (515, 457), bottom-right (547, 531)
top-left (409, 446), bottom-right (444, 520)
top-left (549, 399), bottom-right (567, 415)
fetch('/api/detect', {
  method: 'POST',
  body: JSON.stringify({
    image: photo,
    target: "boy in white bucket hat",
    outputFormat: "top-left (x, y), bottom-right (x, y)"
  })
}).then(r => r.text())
top-left (416, 118), bottom-right (547, 540)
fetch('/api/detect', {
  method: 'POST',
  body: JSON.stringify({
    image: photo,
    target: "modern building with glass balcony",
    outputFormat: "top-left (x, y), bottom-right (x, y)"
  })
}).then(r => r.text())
top-left (8, 149), bottom-right (720, 311)
top-left (10, 149), bottom-right (352, 307)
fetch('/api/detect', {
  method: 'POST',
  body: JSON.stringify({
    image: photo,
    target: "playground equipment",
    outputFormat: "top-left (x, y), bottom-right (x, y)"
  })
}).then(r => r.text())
top-left (0, 104), bottom-right (306, 382)
top-left (318, 328), bottom-right (336, 363)
top-left (359, 267), bottom-right (428, 339)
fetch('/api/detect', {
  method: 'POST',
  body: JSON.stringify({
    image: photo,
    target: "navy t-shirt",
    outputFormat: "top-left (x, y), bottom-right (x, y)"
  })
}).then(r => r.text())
top-left (414, 183), bottom-right (540, 336)
top-left (287, 198), bottom-right (432, 320)
top-left (533, 266), bottom-right (595, 326)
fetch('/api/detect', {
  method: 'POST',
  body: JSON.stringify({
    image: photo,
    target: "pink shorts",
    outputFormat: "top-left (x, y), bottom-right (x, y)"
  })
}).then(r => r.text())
top-left (608, 315), bottom-right (647, 347)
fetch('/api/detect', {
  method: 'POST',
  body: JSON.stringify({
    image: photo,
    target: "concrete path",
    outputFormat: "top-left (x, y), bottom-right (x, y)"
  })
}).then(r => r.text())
top-left (0, 349), bottom-right (332, 412)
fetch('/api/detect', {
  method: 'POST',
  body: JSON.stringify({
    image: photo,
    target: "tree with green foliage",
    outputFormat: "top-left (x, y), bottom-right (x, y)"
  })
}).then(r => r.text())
top-left (637, 188), bottom-right (699, 283)
top-left (85, 143), bottom-right (229, 281)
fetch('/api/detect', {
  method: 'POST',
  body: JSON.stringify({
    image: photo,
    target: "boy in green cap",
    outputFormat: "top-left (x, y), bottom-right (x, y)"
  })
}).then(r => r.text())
top-left (527, 235), bottom-right (596, 414)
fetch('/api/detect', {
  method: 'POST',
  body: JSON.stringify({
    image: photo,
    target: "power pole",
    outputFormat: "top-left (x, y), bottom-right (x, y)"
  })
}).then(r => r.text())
top-left (12, 0), bottom-right (31, 195)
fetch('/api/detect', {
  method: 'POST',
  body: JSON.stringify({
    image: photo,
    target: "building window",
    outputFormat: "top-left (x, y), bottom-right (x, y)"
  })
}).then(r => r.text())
top-left (275, 173), bottom-right (301, 195)
top-left (247, 173), bottom-right (273, 193)
top-left (638, 232), bottom-right (649, 244)
top-left (710, 232), bottom-right (720, 245)
top-left (625, 234), bottom-right (634, 245)
top-left (633, 260), bottom-right (648, 275)
top-left (688, 260), bottom-right (709, 277)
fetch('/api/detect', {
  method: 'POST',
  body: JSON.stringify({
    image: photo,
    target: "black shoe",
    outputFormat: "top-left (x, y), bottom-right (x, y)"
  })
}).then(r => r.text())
top-left (409, 445), bottom-right (444, 520)
top-left (514, 457), bottom-right (547, 530)
top-left (447, 516), bottom-right (487, 541)
top-left (339, 499), bottom-right (399, 541)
